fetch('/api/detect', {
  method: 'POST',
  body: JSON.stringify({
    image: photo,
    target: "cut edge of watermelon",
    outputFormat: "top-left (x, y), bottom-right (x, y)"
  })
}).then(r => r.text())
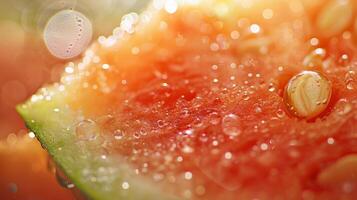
top-left (16, 86), bottom-right (178, 200)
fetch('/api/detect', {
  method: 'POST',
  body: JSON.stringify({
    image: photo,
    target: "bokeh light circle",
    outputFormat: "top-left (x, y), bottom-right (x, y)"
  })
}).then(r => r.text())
top-left (44, 9), bottom-right (92, 59)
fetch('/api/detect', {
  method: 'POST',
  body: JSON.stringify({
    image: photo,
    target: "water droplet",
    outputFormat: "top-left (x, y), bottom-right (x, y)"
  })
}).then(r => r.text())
top-left (176, 156), bottom-right (184, 162)
top-left (303, 48), bottom-right (326, 69)
top-left (339, 54), bottom-right (350, 65)
top-left (327, 137), bottom-right (335, 144)
top-left (345, 71), bottom-right (355, 90)
top-left (75, 119), bottom-right (99, 141)
top-left (182, 145), bottom-right (194, 153)
top-left (268, 84), bottom-right (276, 92)
top-left (346, 82), bottom-right (354, 90)
top-left (157, 120), bottom-right (166, 128)
top-left (56, 167), bottom-right (75, 189)
top-left (230, 30), bottom-right (240, 40)
top-left (209, 112), bottom-right (221, 125)
top-left (242, 92), bottom-right (250, 101)
top-left (183, 129), bottom-right (194, 135)
top-left (133, 132), bottom-right (140, 139)
top-left (140, 129), bottom-right (148, 136)
top-left (114, 129), bottom-right (125, 140)
top-left (255, 106), bottom-right (262, 113)
top-left (335, 99), bottom-right (352, 116)
top-left (276, 109), bottom-right (285, 118)
top-left (212, 140), bottom-right (219, 146)
top-left (222, 114), bottom-right (242, 137)
top-left (224, 151), bottom-right (233, 159)
top-left (28, 131), bottom-right (35, 139)
top-left (184, 171), bottom-right (193, 180)
top-left (260, 143), bottom-right (268, 151)
top-left (102, 64), bottom-right (110, 70)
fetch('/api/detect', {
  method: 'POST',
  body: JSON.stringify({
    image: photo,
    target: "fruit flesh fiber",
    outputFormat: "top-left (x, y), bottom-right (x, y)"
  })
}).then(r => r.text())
top-left (19, 0), bottom-right (357, 199)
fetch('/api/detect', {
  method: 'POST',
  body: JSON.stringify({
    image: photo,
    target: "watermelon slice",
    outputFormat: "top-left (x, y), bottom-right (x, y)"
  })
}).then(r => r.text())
top-left (17, 0), bottom-right (357, 199)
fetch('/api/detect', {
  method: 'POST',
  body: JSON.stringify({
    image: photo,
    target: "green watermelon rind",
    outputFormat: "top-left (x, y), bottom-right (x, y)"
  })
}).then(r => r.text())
top-left (16, 86), bottom-right (178, 200)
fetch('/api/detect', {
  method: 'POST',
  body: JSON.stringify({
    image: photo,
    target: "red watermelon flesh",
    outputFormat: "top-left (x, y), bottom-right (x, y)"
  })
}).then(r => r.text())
top-left (18, 0), bottom-right (357, 199)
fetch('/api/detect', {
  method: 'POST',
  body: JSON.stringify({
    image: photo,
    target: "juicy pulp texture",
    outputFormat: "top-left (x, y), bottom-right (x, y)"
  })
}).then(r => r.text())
top-left (18, 0), bottom-right (357, 199)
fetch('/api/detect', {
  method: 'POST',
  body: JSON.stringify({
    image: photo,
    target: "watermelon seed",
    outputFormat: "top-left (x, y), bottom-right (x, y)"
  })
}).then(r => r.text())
top-left (317, 155), bottom-right (357, 189)
top-left (284, 71), bottom-right (332, 119)
top-left (316, 0), bottom-right (353, 37)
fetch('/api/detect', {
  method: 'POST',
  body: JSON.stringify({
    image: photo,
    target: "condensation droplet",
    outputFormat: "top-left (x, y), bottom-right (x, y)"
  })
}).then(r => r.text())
top-left (75, 119), bottom-right (99, 141)
top-left (44, 10), bottom-right (92, 59)
top-left (327, 137), bottom-right (335, 145)
top-left (276, 109), bottom-right (286, 118)
top-left (114, 129), bottom-right (125, 140)
top-left (184, 171), bottom-right (193, 180)
top-left (209, 112), bottom-right (221, 125)
top-left (222, 114), bottom-right (242, 137)
top-left (224, 151), bottom-right (233, 159)
top-left (335, 99), bottom-right (352, 116)
top-left (182, 145), bottom-right (194, 154)
top-left (56, 167), bottom-right (75, 189)
top-left (345, 71), bottom-right (355, 90)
